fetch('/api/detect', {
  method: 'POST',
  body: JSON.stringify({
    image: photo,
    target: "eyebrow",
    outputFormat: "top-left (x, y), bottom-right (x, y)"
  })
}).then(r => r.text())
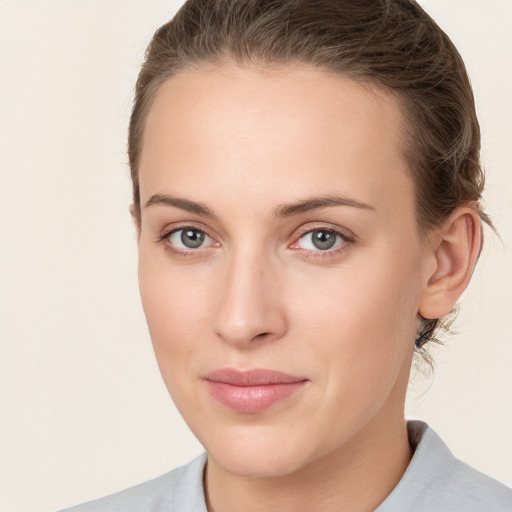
top-left (145, 194), bottom-right (217, 218)
top-left (144, 193), bottom-right (374, 219)
top-left (272, 195), bottom-right (375, 218)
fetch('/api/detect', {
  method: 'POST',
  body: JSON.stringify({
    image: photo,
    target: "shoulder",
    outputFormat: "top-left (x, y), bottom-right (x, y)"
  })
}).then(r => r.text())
top-left (438, 457), bottom-right (512, 510)
top-left (57, 453), bottom-right (208, 512)
top-left (377, 421), bottom-right (512, 512)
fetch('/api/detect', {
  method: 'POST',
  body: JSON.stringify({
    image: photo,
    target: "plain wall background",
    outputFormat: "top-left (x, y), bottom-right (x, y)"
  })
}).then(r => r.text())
top-left (0, 1), bottom-right (510, 511)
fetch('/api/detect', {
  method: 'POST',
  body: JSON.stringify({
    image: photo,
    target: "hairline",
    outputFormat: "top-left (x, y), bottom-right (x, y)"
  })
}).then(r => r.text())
top-left (131, 56), bottom-right (431, 235)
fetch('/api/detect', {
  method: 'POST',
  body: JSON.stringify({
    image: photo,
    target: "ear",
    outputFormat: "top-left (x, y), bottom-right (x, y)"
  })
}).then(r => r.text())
top-left (419, 207), bottom-right (482, 320)
top-left (129, 203), bottom-right (141, 243)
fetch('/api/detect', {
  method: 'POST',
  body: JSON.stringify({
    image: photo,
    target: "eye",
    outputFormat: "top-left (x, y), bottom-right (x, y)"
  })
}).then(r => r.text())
top-left (293, 229), bottom-right (347, 251)
top-left (167, 228), bottom-right (213, 250)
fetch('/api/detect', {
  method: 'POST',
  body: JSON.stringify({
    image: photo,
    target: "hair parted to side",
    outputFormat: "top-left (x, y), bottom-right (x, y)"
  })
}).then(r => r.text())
top-left (128, 0), bottom-right (492, 360)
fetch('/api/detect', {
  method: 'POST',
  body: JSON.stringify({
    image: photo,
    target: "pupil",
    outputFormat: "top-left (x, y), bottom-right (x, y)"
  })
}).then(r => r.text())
top-left (181, 229), bottom-right (205, 248)
top-left (312, 230), bottom-right (336, 250)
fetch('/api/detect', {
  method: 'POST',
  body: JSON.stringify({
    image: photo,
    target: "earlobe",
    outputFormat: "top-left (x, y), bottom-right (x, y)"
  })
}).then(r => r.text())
top-left (419, 207), bottom-right (482, 320)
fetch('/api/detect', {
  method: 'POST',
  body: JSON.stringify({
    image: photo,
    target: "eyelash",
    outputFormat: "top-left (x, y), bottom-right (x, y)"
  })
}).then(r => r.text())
top-left (289, 225), bottom-right (354, 259)
top-left (157, 223), bottom-right (217, 258)
top-left (157, 224), bottom-right (354, 259)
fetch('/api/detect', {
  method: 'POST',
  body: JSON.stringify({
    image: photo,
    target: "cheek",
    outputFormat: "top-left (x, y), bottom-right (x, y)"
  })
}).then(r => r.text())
top-left (138, 259), bottom-right (217, 426)
top-left (289, 253), bottom-right (421, 379)
top-left (293, 264), bottom-right (419, 430)
top-left (137, 252), bottom-right (213, 367)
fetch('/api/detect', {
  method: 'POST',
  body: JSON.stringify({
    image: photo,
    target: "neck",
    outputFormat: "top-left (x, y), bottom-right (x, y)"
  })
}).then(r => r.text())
top-left (205, 414), bottom-right (412, 512)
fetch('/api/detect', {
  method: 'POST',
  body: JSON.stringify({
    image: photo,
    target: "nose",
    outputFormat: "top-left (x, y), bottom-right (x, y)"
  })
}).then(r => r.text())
top-left (214, 250), bottom-right (287, 348)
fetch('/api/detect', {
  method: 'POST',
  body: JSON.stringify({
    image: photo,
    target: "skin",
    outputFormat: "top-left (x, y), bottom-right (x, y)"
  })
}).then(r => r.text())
top-left (135, 64), bottom-right (481, 512)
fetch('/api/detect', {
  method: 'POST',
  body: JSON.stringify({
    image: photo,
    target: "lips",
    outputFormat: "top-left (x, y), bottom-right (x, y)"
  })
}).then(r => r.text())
top-left (204, 368), bottom-right (308, 413)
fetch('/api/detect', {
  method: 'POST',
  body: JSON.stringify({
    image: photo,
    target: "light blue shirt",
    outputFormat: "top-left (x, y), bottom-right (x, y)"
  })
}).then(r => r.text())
top-left (58, 421), bottom-right (512, 511)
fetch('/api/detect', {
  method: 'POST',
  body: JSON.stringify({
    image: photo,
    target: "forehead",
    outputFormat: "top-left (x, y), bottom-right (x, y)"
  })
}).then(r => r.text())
top-left (139, 63), bottom-right (413, 218)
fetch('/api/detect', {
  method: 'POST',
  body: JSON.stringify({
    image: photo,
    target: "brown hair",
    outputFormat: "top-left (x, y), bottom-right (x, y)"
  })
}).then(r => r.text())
top-left (128, 0), bottom-right (490, 356)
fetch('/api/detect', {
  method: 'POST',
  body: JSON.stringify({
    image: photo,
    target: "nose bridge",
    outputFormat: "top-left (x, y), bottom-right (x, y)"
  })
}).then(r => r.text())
top-left (215, 242), bottom-right (286, 346)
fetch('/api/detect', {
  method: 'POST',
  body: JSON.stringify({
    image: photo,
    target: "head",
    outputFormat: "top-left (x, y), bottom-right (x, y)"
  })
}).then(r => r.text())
top-left (129, 0), bottom-right (486, 478)
top-left (129, 0), bottom-right (489, 355)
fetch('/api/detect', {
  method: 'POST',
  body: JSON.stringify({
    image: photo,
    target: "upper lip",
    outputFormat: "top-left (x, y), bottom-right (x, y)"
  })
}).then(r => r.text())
top-left (204, 368), bottom-right (308, 386)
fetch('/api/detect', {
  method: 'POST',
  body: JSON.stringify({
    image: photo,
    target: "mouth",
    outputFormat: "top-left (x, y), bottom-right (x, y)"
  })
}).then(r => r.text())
top-left (203, 368), bottom-right (309, 413)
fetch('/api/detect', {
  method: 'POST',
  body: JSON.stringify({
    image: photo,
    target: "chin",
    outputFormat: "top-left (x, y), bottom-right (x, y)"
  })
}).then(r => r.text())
top-left (199, 423), bottom-right (319, 479)
top-left (212, 446), bottom-right (307, 479)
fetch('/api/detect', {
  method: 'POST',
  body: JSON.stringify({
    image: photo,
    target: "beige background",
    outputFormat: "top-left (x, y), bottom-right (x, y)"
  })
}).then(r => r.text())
top-left (0, 1), bottom-right (511, 511)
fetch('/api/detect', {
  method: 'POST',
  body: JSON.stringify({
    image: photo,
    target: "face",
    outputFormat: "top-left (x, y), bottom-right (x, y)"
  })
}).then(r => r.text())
top-left (137, 64), bottom-right (430, 478)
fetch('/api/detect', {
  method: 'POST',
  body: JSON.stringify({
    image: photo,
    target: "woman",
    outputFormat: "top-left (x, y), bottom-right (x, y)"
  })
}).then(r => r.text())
top-left (61, 0), bottom-right (512, 510)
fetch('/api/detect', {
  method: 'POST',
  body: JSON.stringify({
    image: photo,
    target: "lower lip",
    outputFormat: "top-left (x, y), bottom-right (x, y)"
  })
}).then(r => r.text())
top-left (205, 381), bottom-right (307, 413)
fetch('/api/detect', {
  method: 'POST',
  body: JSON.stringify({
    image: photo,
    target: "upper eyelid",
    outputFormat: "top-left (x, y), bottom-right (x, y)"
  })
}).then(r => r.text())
top-left (158, 222), bottom-right (214, 240)
top-left (292, 223), bottom-right (356, 242)
top-left (297, 226), bottom-right (346, 238)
